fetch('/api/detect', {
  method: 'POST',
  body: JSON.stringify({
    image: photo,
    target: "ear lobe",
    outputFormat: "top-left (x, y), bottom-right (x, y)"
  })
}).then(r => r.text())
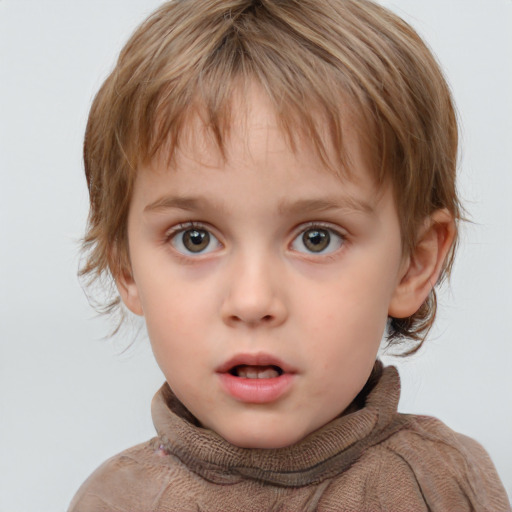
top-left (116, 268), bottom-right (144, 316)
top-left (388, 209), bottom-right (455, 319)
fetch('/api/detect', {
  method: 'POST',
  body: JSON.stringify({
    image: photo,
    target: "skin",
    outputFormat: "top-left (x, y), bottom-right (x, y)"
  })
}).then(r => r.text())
top-left (118, 87), bottom-right (454, 449)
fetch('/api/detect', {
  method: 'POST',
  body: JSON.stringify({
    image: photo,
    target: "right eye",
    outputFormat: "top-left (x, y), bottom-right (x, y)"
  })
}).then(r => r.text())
top-left (169, 226), bottom-right (221, 255)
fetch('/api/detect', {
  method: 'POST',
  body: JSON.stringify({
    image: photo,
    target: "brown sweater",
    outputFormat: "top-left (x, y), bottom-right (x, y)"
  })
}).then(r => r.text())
top-left (68, 363), bottom-right (510, 511)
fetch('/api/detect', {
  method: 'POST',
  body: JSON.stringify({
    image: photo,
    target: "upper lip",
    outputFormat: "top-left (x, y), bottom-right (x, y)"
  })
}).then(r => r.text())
top-left (216, 352), bottom-right (297, 374)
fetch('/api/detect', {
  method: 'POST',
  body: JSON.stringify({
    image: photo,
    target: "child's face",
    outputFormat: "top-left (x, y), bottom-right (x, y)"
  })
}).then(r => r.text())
top-left (121, 88), bottom-right (407, 449)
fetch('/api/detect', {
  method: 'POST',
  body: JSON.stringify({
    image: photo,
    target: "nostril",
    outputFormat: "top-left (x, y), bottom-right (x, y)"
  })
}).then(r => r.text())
top-left (229, 314), bottom-right (273, 324)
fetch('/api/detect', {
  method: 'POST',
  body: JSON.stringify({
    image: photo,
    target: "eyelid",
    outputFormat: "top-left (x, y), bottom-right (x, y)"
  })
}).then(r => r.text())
top-left (165, 221), bottom-right (206, 238)
top-left (290, 221), bottom-right (347, 239)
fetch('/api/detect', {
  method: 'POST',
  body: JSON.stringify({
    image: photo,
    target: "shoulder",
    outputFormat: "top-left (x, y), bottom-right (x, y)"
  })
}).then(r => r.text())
top-left (374, 414), bottom-right (510, 511)
top-left (68, 439), bottom-right (176, 512)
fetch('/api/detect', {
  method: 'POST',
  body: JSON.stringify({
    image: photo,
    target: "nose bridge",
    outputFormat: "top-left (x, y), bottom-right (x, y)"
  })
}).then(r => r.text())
top-left (221, 244), bottom-right (286, 326)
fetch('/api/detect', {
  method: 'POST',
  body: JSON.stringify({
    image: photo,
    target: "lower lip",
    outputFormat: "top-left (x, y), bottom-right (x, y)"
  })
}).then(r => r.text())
top-left (217, 373), bottom-right (295, 403)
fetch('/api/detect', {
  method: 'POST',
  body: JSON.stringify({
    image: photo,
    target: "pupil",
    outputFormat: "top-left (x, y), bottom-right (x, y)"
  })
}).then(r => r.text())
top-left (184, 229), bottom-right (209, 252)
top-left (303, 229), bottom-right (329, 252)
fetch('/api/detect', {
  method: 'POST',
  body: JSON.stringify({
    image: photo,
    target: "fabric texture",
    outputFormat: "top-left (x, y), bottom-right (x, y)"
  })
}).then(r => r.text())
top-left (68, 362), bottom-right (510, 511)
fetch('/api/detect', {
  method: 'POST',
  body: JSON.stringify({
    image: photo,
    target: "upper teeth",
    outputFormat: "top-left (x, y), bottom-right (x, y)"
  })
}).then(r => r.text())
top-left (236, 366), bottom-right (280, 379)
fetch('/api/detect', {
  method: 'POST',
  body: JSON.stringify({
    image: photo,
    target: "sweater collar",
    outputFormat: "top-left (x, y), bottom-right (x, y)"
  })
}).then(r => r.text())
top-left (152, 361), bottom-right (406, 486)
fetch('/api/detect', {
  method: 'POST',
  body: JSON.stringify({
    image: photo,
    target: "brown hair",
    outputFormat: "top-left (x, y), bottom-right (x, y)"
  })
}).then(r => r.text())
top-left (81, 0), bottom-right (461, 352)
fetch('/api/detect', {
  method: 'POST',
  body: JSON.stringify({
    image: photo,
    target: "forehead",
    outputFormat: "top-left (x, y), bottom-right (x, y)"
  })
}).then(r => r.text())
top-left (136, 85), bottom-right (386, 216)
top-left (152, 83), bottom-right (376, 189)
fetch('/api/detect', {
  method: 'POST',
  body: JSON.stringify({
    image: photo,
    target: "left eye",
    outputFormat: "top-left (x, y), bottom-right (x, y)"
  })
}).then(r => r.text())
top-left (291, 227), bottom-right (344, 254)
top-left (170, 227), bottom-right (221, 255)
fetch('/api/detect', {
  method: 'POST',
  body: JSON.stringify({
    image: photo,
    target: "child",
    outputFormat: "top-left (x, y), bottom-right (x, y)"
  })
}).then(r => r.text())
top-left (69, 0), bottom-right (510, 510)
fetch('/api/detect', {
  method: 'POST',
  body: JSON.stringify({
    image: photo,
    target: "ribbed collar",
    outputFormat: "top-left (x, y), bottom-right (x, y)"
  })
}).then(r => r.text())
top-left (152, 361), bottom-right (406, 487)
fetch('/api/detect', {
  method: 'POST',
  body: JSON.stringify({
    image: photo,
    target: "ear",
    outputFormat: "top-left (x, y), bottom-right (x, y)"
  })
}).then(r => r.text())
top-left (116, 266), bottom-right (144, 316)
top-left (389, 209), bottom-right (455, 318)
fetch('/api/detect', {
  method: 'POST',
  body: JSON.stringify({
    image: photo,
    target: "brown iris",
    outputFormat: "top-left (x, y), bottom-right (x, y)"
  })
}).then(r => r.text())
top-left (183, 229), bottom-right (210, 253)
top-left (302, 228), bottom-right (330, 252)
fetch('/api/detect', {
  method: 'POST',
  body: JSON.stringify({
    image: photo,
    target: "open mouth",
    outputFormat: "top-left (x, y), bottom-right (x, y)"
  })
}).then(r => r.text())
top-left (217, 356), bottom-right (294, 402)
top-left (229, 365), bottom-right (284, 379)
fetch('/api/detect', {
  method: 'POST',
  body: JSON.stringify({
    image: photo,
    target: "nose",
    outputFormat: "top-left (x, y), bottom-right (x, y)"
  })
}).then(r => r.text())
top-left (221, 251), bottom-right (288, 328)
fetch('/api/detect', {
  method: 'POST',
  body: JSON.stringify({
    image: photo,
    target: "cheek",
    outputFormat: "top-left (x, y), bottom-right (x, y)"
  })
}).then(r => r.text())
top-left (143, 292), bottom-right (204, 346)
top-left (138, 263), bottom-right (214, 319)
top-left (301, 268), bottom-right (392, 329)
top-left (293, 262), bottom-right (396, 366)
top-left (138, 275), bottom-right (219, 365)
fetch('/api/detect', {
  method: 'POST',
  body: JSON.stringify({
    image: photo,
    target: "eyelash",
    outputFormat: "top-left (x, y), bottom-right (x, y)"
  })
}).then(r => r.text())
top-left (165, 221), bottom-right (206, 238)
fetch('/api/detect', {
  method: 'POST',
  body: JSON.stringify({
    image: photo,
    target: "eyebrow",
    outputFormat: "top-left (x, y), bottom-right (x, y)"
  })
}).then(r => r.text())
top-left (277, 197), bottom-right (375, 216)
top-left (144, 194), bottom-right (374, 216)
top-left (144, 195), bottom-right (210, 213)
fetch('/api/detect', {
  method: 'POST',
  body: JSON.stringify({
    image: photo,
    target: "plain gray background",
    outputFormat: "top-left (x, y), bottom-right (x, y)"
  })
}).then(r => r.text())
top-left (1, 0), bottom-right (511, 510)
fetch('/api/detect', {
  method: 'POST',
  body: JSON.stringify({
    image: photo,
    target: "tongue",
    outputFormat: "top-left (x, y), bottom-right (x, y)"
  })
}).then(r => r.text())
top-left (235, 365), bottom-right (280, 379)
